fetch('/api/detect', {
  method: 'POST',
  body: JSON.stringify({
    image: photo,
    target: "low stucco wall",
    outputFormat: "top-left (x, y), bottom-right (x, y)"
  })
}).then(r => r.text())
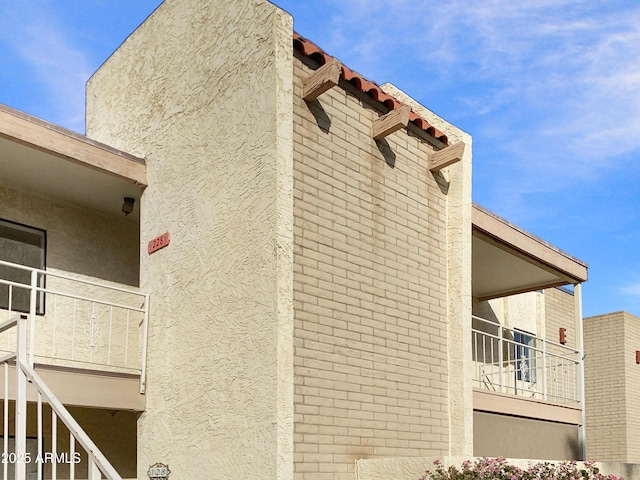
top-left (356, 456), bottom-right (640, 480)
top-left (599, 464), bottom-right (640, 480)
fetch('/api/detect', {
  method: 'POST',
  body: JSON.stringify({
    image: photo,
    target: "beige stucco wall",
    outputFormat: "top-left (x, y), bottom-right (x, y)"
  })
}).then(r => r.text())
top-left (473, 291), bottom-right (545, 337)
top-left (584, 311), bottom-right (640, 463)
top-left (473, 288), bottom-right (576, 346)
top-left (291, 50), bottom-right (472, 477)
top-left (0, 184), bottom-right (138, 287)
top-left (86, 0), bottom-right (294, 479)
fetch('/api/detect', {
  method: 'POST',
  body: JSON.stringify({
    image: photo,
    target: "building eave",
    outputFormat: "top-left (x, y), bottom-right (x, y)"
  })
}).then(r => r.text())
top-left (0, 103), bottom-right (146, 186)
top-left (472, 203), bottom-right (588, 300)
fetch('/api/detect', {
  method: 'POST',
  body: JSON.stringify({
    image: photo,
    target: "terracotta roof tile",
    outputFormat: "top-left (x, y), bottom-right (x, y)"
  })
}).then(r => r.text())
top-left (293, 32), bottom-right (448, 145)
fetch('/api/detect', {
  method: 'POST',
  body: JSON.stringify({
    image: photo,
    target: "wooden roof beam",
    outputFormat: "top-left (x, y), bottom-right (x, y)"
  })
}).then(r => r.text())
top-left (429, 141), bottom-right (465, 172)
top-left (303, 58), bottom-right (342, 101)
top-left (372, 104), bottom-right (411, 140)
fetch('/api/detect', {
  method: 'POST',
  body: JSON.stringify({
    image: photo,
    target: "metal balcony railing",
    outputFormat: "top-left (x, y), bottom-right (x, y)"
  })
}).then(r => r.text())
top-left (0, 259), bottom-right (149, 392)
top-left (472, 315), bottom-right (581, 406)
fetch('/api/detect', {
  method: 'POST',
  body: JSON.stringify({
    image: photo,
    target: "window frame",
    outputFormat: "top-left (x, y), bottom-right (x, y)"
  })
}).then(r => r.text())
top-left (0, 218), bottom-right (47, 315)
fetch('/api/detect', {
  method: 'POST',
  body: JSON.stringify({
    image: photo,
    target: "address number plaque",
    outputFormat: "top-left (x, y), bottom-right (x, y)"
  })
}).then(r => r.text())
top-left (147, 462), bottom-right (170, 479)
top-left (148, 232), bottom-right (171, 254)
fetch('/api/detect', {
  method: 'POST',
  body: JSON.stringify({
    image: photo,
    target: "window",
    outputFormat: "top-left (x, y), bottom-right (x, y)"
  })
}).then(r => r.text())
top-left (514, 330), bottom-right (536, 383)
top-left (0, 219), bottom-right (46, 314)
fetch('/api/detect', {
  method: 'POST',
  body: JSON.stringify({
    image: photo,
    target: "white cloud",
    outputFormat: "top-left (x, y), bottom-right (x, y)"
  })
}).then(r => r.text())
top-left (0, 1), bottom-right (93, 132)
top-left (4, 0), bottom-right (640, 198)
top-left (304, 0), bottom-right (640, 205)
top-left (621, 282), bottom-right (640, 298)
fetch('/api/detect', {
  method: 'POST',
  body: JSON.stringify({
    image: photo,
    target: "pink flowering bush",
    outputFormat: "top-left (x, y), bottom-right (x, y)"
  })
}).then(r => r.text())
top-left (419, 458), bottom-right (623, 480)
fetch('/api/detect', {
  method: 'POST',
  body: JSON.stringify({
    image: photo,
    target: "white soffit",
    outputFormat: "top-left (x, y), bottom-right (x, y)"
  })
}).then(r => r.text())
top-left (472, 204), bottom-right (588, 300)
top-left (0, 104), bottom-right (146, 220)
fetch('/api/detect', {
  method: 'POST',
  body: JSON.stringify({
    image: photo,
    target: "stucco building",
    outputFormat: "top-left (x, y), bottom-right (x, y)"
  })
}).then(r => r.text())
top-left (0, 0), bottom-right (592, 478)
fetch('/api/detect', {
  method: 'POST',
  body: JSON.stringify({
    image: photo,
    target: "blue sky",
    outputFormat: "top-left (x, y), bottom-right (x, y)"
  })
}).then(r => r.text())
top-left (1, 0), bottom-right (639, 318)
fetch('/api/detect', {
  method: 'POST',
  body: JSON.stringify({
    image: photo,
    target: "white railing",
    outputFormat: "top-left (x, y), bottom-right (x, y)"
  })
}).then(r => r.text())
top-left (2, 315), bottom-right (123, 479)
top-left (0, 259), bottom-right (149, 392)
top-left (472, 315), bottom-right (581, 406)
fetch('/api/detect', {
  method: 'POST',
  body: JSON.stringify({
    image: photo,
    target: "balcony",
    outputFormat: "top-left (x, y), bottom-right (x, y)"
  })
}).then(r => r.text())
top-left (0, 260), bottom-right (146, 479)
top-left (471, 204), bottom-right (587, 459)
top-left (0, 259), bottom-right (148, 410)
top-left (472, 315), bottom-right (580, 406)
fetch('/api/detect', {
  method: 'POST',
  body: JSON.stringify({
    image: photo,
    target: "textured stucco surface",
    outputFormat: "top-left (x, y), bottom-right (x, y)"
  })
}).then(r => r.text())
top-left (86, 0), bottom-right (294, 478)
top-left (0, 184), bottom-right (139, 287)
top-left (474, 292), bottom-right (545, 337)
top-left (473, 282), bottom-right (578, 351)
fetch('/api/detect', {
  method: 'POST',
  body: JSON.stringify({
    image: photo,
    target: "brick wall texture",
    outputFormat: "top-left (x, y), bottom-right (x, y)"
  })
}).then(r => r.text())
top-left (543, 288), bottom-right (579, 407)
top-left (292, 54), bottom-right (451, 479)
top-left (544, 287), bottom-right (577, 349)
top-left (584, 311), bottom-right (640, 463)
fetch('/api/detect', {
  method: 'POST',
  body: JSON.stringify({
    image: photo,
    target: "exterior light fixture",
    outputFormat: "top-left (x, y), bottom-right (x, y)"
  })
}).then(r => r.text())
top-left (559, 327), bottom-right (567, 345)
top-left (122, 197), bottom-right (135, 216)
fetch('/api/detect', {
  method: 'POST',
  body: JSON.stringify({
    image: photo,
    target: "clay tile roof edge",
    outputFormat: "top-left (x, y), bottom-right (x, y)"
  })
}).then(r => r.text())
top-left (293, 32), bottom-right (448, 145)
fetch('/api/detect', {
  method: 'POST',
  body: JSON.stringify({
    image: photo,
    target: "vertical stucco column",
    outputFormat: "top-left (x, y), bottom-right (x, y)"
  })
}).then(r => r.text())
top-left (574, 283), bottom-right (586, 460)
top-left (86, 1), bottom-right (294, 478)
top-left (444, 139), bottom-right (473, 457)
top-left (274, 8), bottom-right (295, 480)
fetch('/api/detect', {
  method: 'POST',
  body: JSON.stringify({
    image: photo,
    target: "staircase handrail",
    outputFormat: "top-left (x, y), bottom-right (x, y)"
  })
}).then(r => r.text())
top-left (18, 359), bottom-right (123, 480)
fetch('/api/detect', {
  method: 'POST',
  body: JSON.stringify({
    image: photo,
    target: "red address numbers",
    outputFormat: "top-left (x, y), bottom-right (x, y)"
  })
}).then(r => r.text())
top-left (148, 232), bottom-right (171, 254)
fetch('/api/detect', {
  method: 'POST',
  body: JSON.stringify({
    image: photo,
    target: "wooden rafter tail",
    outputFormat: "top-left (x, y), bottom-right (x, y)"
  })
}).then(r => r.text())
top-left (372, 104), bottom-right (411, 140)
top-left (428, 141), bottom-right (465, 172)
top-left (303, 58), bottom-right (342, 101)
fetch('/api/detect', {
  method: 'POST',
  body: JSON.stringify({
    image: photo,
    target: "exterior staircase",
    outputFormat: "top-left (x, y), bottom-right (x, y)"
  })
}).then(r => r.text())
top-left (0, 259), bottom-right (148, 479)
